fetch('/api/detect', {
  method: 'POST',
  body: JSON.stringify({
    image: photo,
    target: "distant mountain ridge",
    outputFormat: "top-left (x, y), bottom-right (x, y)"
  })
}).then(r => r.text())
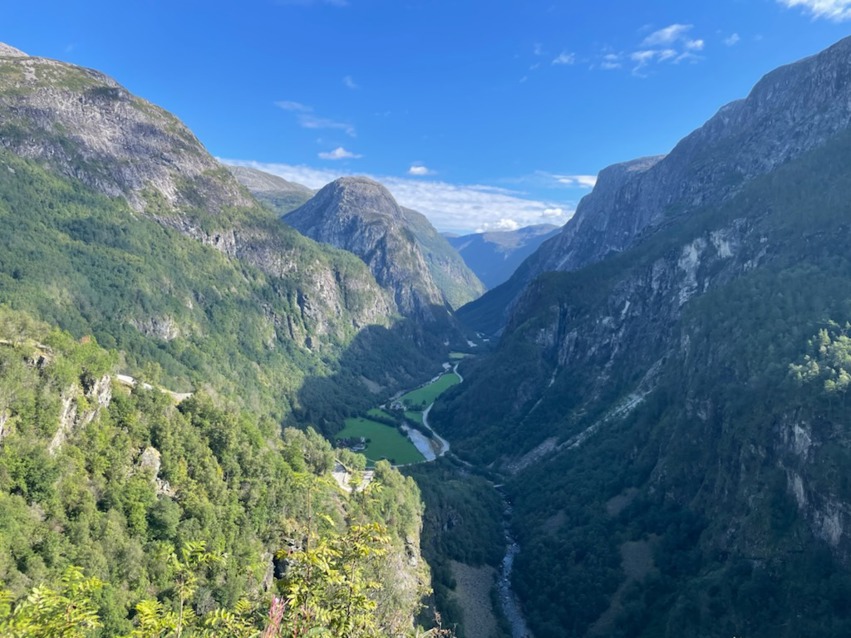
top-left (228, 164), bottom-right (314, 214)
top-left (447, 224), bottom-right (560, 289)
top-left (284, 176), bottom-right (486, 316)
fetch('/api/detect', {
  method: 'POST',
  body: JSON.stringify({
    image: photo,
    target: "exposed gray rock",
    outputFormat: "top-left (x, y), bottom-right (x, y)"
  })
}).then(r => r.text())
top-left (286, 176), bottom-right (484, 317)
top-left (0, 46), bottom-right (396, 345)
top-left (0, 43), bottom-right (27, 58)
top-left (483, 35), bottom-right (851, 330)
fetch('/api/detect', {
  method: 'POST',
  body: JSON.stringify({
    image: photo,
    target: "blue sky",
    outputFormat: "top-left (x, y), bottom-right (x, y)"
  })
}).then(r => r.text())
top-left (5, 0), bottom-right (851, 232)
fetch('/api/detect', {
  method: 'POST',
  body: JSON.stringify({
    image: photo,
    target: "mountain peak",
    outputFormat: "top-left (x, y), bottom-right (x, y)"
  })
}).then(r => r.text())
top-left (0, 43), bottom-right (27, 58)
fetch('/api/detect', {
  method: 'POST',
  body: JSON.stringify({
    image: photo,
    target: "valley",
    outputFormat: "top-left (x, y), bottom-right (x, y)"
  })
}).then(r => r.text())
top-left (4, 16), bottom-right (851, 638)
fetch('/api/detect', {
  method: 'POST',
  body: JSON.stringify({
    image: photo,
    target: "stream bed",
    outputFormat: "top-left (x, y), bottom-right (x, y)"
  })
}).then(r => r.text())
top-left (496, 500), bottom-right (533, 638)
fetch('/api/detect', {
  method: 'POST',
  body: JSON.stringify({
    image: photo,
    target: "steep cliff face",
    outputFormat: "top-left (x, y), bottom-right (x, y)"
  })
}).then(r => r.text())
top-left (0, 45), bottom-right (395, 341)
top-left (463, 35), bottom-right (851, 334)
top-left (436, 37), bottom-right (851, 637)
top-left (285, 176), bottom-right (484, 317)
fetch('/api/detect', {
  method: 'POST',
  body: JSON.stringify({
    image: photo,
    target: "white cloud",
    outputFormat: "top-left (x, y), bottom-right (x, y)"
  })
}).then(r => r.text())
top-left (552, 174), bottom-right (598, 188)
top-left (552, 51), bottom-right (576, 65)
top-left (629, 24), bottom-right (705, 74)
top-left (408, 165), bottom-right (434, 176)
top-left (533, 43), bottom-right (544, 56)
top-left (222, 159), bottom-right (575, 234)
top-left (482, 218), bottom-right (521, 232)
top-left (275, 101), bottom-right (356, 136)
top-left (724, 33), bottom-right (741, 46)
top-left (641, 24), bottom-right (692, 47)
top-left (600, 53), bottom-right (622, 70)
top-left (318, 147), bottom-right (362, 160)
top-left (276, 100), bottom-right (312, 112)
top-left (778, 0), bottom-right (851, 20)
top-left (343, 75), bottom-right (359, 90)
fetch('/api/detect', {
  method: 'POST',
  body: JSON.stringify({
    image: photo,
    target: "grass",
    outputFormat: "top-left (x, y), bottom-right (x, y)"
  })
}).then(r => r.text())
top-left (405, 411), bottom-right (424, 426)
top-left (336, 417), bottom-right (424, 466)
top-left (449, 352), bottom-right (469, 360)
top-left (401, 372), bottom-right (461, 410)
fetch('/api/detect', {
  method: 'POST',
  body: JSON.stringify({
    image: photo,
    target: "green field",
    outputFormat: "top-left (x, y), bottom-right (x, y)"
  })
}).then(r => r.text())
top-left (336, 417), bottom-right (424, 466)
top-left (449, 352), bottom-right (469, 360)
top-left (405, 411), bottom-right (424, 426)
top-left (400, 372), bottom-right (461, 409)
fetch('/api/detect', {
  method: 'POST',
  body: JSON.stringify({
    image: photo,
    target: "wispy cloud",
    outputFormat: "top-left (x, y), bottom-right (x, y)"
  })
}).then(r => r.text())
top-left (222, 159), bottom-right (574, 234)
top-left (318, 147), bottom-right (362, 160)
top-left (343, 75), bottom-right (359, 90)
top-left (724, 33), bottom-right (741, 46)
top-left (630, 24), bottom-right (705, 74)
top-left (408, 164), bottom-right (434, 176)
top-left (778, 0), bottom-right (851, 20)
top-left (275, 100), bottom-right (356, 136)
top-left (641, 24), bottom-right (692, 47)
top-left (551, 174), bottom-right (598, 188)
top-left (600, 53), bottom-right (623, 70)
top-left (552, 51), bottom-right (576, 65)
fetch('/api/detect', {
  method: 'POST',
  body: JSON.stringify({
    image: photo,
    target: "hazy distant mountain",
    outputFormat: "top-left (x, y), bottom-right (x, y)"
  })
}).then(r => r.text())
top-left (228, 164), bottom-right (314, 214)
top-left (447, 224), bottom-right (560, 289)
top-left (285, 176), bottom-right (486, 316)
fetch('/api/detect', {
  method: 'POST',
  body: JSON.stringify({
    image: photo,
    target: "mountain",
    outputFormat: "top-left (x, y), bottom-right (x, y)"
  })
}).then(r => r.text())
top-left (434, 35), bottom-right (851, 637)
top-left (0, 44), bottom-right (430, 636)
top-left (447, 224), bottom-right (560, 289)
top-left (284, 176), bottom-right (486, 315)
top-left (462, 35), bottom-right (851, 335)
top-left (0, 44), bottom-right (446, 427)
top-left (228, 164), bottom-right (314, 214)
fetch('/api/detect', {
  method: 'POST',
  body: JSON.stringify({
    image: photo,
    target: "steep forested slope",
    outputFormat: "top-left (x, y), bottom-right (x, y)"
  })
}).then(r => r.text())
top-left (0, 46), bottom-right (442, 428)
top-left (0, 310), bottom-right (429, 635)
top-left (436, 39), bottom-right (851, 638)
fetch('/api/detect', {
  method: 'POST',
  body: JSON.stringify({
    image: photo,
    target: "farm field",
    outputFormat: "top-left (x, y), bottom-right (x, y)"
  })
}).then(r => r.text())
top-left (336, 417), bottom-right (424, 466)
top-left (401, 372), bottom-right (461, 409)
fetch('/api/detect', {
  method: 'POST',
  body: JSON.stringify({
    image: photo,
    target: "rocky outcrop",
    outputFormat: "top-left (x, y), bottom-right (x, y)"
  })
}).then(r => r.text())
top-left (0, 45), bottom-right (395, 343)
top-left (48, 374), bottom-right (112, 455)
top-left (285, 176), bottom-right (484, 317)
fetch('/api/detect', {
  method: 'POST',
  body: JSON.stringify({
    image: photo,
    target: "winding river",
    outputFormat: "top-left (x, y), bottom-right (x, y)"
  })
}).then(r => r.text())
top-left (409, 364), bottom-right (532, 637)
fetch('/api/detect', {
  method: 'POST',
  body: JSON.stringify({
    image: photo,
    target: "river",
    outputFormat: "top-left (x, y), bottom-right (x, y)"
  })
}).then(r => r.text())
top-left (496, 498), bottom-right (533, 638)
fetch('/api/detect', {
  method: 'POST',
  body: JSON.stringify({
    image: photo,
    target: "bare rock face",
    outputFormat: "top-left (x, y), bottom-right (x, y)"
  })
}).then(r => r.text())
top-left (286, 176), bottom-right (484, 318)
top-left (0, 44), bottom-right (27, 58)
top-left (0, 44), bottom-right (395, 343)
top-left (480, 35), bottom-right (851, 330)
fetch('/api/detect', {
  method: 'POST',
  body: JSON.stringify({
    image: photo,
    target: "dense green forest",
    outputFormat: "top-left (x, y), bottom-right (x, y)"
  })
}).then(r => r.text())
top-left (0, 308), bottom-right (431, 636)
top-left (0, 147), bottom-right (438, 433)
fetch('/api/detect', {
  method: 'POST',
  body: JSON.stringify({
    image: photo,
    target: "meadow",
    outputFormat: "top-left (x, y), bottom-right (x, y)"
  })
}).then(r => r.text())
top-left (336, 417), bottom-right (425, 465)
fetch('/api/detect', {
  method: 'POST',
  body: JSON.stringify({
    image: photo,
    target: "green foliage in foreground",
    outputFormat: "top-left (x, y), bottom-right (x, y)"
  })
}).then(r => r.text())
top-left (0, 310), bottom-right (429, 636)
top-left (404, 462), bottom-right (506, 638)
top-left (336, 418), bottom-right (424, 466)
